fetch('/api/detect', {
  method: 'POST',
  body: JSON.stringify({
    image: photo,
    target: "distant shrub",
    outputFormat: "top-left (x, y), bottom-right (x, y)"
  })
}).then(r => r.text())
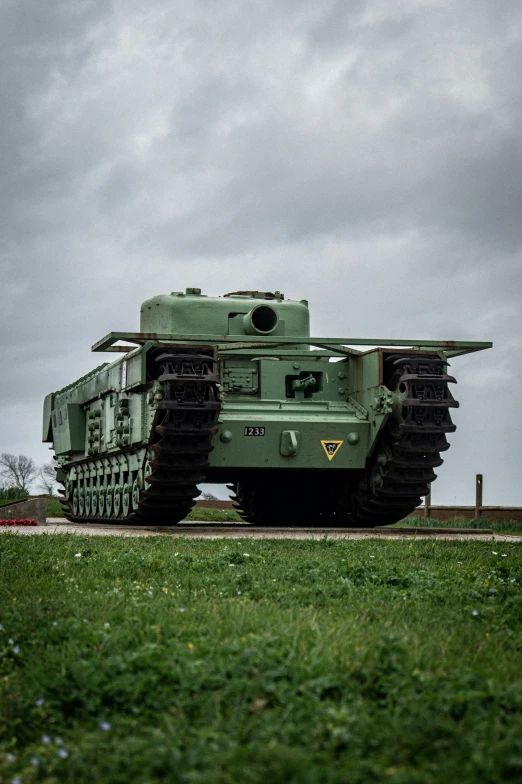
top-left (0, 485), bottom-right (28, 504)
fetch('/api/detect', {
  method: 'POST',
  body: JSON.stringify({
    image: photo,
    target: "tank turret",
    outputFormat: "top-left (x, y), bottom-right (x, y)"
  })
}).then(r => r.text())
top-left (139, 289), bottom-right (310, 338)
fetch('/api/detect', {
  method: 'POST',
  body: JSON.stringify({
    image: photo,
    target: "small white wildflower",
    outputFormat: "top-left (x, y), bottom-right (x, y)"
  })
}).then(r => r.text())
top-left (179, 607), bottom-right (186, 613)
top-left (243, 553), bottom-right (250, 557)
top-left (10, 776), bottom-right (22, 784)
top-left (492, 551), bottom-right (498, 555)
top-left (371, 574), bottom-right (377, 579)
top-left (457, 562), bottom-right (462, 565)
top-left (55, 737), bottom-right (64, 746)
top-left (41, 734), bottom-right (51, 744)
top-left (12, 645), bottom-right (20, 654)
top-left (99, 720), bottom-right (111, 731)
top-left (147, 590), bottom-right (153, 596)
top-left (237, 591), bottom-right (242, 595)
top-left (0, 623), bottom-right (3, 630)
top-left (403, 596), bottom-right (407, 600)
top-left (343, 577), bottom-right (349, 583)
top-left (113, 587), bottom-right (119, 594)
top-left (57, 748), bottom-right (68, 759)
top-left (30, 756), bottom-right (40, 766)
top-left (369, 556), bottom-right (375, 559)
top-left (502, 554), bottom-right (507, 558)
top-left (74, 553), bottom-right (82, 558)
top-left (510, 578), bottom-right (516, 583)
top-left (5, 752), bottom-right (16, 762)
top-left (174, 552), bottom-right (179, 556)
top-left (35, 698), bottom-right (45, 707)
top-left (8, 638), bottom-right (13, 645)
top-left (52, 621), bottom-right (58, 626)
top-left (103, 622), bottom-right (110, 628)
top-left (472, 609), bottom-right (479, 616)
top-left (229, 563), bottom-right (235, 567)
top-left (27, 558), bottom-right (31, 562)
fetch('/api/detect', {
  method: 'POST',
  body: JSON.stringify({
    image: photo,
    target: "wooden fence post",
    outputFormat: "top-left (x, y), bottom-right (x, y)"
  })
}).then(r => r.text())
top-left (475, 474), bottom-right (483, 518)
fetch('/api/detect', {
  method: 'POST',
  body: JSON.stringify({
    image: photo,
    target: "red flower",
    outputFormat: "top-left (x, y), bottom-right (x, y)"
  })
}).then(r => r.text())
top-left (0, 519), bottom-right (38, 526)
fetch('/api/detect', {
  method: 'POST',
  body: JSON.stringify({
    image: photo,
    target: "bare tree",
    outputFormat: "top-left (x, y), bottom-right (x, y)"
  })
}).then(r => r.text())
top-left (38, 462), bottom-right (58, 495)
top-left (200, 490), bottom-right (218, 500)
top-left (0, 453), bottom-right (38, 494)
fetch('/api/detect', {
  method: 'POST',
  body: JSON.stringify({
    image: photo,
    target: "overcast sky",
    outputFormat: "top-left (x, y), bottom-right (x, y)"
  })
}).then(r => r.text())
top-left (1, 0), bottom-right (521, 504)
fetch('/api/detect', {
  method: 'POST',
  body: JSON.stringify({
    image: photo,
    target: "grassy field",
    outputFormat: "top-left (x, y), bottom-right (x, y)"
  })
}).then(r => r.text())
top-left (1, 535), bottom-right (521, 783)
top-left (392, 516), bottom-right (522, 535)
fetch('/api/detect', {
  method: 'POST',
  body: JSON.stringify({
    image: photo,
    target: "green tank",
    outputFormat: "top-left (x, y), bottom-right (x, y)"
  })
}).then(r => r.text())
top-left (43, 288), bottom-right (491, 526)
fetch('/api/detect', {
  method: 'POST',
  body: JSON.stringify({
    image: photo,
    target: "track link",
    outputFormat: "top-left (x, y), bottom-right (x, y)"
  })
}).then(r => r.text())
top-left (62, 348), bottom-right (221, 525)
top-left (348, 355), bottom-right (458, 526)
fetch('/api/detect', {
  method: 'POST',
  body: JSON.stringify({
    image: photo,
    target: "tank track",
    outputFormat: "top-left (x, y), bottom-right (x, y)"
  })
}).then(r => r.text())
top-left (345, 354), bottom-right (458, 526)
top-left (231, 355), bottom-right (458, 527)
top-left (61, 348), bottom-right (221, 525)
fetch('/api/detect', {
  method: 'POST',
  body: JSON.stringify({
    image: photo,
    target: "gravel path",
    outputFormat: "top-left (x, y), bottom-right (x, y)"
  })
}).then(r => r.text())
top-left (1, 519), bottom-right (520, 542)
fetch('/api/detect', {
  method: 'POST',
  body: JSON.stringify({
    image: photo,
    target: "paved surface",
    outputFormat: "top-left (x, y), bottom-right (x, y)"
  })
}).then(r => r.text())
top-left (1, 518), bottom-right (521, 542)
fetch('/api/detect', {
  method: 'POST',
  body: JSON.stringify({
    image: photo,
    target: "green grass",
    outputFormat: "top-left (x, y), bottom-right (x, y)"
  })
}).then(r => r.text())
top-left (0, 498), bottom-right (27, 508)
top-left (45, 497), bottom-right (65, 517)
top-left (395, 516), bottom-right (522, 536)
top-left (1, 535), bottom-right (522, 783)
top-left (184, 507), bottom-right (243, 523)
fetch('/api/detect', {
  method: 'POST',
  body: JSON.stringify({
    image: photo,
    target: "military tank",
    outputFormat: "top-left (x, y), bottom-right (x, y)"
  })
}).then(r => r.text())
top-left (43, 289), bottom-right (491, 526)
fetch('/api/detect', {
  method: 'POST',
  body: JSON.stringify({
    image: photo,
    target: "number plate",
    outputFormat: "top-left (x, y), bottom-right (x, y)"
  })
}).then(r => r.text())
top-left (244, 427), bottom-right (265, 436)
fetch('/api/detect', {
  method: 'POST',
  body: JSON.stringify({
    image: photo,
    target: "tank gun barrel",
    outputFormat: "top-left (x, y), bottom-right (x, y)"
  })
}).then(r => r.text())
top-left (291, 375), bottom-right (317, 391)
top-left (242, 304), bottom-right (279, 335)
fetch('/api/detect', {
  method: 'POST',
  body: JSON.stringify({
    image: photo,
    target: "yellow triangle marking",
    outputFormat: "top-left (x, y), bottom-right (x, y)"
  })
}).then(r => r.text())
top-left (321, 440), bottom-right (344, 461)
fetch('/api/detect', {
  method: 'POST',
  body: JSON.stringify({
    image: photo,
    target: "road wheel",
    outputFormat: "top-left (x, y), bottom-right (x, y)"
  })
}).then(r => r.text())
top-left (113, 483), bottom-right (122, 517)
top-left (122, 475), bottom-right (132, 517)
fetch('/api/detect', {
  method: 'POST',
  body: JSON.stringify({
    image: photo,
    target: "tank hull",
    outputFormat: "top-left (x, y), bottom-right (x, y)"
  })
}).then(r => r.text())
top-left (43, 289), bottom-right (491, 526)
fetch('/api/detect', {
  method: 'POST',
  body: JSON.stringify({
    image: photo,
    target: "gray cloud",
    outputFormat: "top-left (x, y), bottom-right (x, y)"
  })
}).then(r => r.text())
top-left (1, 0), bottom-right (521, 504)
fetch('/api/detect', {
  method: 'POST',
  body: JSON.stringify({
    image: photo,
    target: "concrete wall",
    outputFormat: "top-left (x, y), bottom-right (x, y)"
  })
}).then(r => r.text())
top-left (0, 497), bottom-right (48, 524)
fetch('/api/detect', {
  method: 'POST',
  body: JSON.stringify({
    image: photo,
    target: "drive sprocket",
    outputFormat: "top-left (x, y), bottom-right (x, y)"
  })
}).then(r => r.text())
top-left (343, 354), bottom-right (458, 526)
